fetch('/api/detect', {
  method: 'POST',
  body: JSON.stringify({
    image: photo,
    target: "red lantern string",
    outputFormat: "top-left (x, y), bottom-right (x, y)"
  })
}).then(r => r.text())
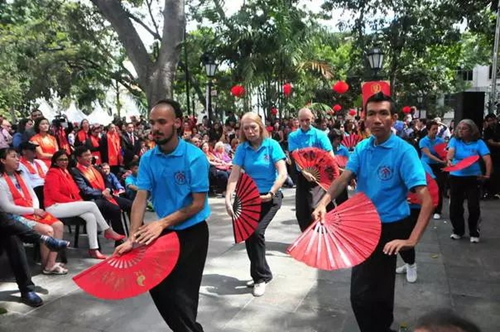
top-left (333, 104), bottom-right (342, 112)
top-left (402, 106), bottom-right (412, 114)
top-left (332, 81), bottom-right (349, 94)
top-left (271, 108), bottom-right (278, 115)
top-left (348, 109), bottom-right (357, 116)
top-left (231, 85), bottom-right (246, 98)
top-left (283, 83), bottom-right (293, 97)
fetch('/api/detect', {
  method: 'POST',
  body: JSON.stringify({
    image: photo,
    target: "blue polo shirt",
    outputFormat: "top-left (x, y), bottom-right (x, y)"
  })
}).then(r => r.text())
top-left (288, 126), bottom-right (332, 152)
top-left (124, 174), bottom-right (138, 198)
top-left (334, 144), bottom-right (350, 157)
top-left (448, 137), bottom-right (489, 177)
top-left (346, 134), bottom-right (426, 223)
top-left (137, 139), bottom-right (210, 230)
top-left (419, 136), bottom-right (445, 165)
top-left (233, 138), bottom-right (286, 193)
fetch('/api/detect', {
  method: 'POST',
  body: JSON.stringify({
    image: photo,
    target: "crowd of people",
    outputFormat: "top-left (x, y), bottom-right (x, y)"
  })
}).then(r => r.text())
top-left (0, 93), bottom-right (493, 332)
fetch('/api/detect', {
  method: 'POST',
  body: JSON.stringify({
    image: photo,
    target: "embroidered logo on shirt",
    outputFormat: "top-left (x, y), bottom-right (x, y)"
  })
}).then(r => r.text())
top-left (174, 171), bottom-right (187, 185)
top-left (263, 154), bottom-right (270, 161)
top-left (377, 165), bottom-right (393, 181)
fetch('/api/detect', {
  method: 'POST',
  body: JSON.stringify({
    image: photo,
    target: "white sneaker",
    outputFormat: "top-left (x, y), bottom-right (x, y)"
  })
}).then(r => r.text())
top-left (450, 234), bottom-right (461, 240)
top-left (433, 213), bottom-right (441, 220)
top-left (406, 264), bottom-right (417, 283)
top-left (470, 237), bottom-right (480, 243)
top-left (252, 282), bottom-right (266, 297)
top-left (395, 264), bottom-right (407, 274)
top-left (246, 280), bottom-right (254, 288)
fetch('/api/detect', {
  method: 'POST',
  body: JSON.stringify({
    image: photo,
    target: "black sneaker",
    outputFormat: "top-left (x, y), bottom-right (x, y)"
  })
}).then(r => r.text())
top-left (21, 291), bottom-right (43, 307)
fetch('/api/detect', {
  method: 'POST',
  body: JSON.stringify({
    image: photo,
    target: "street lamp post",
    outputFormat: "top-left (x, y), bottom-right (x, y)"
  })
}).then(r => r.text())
top-left (202, 53), bottom-right (217, 126)
top-left (417, 91), bottom-right (423, 118)
top-left (366, 48), bottom-right (385, 79)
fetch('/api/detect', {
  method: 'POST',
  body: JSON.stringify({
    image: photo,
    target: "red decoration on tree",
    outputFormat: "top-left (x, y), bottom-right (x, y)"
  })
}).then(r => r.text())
top-left (271, 107), bottom-right (278, 115)
top-left (402, 106), bottom-right (412, 114)
top-left (283, 83), bottom-right (293, 96)
top-left (332, 81), bottom-right (349, 94)
top-left (333, 104), bottom-right (342, 112)
top-left (348, 109), bottom-right (357, 116)
top-left (231, 85), bottom-right (246, 98)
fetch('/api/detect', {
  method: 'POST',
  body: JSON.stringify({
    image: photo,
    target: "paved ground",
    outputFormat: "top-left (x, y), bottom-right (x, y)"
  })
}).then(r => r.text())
top-left (1, 188), bottom-right (499, 332)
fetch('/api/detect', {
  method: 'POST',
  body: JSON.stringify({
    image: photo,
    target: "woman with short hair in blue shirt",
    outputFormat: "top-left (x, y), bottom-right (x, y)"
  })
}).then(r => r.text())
top-left (225, 112), bottom-right (288, 297)
top-left (447, 119), bottom-right (492, 243)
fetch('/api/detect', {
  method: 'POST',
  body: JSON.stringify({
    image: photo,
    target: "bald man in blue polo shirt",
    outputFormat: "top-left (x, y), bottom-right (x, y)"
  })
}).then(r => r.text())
top-left (115, 99), bottom-right (210, 332)
top-left (288, 108), bottom-right (336, 232)
top-left (313, 92), bottom-right (433, 332)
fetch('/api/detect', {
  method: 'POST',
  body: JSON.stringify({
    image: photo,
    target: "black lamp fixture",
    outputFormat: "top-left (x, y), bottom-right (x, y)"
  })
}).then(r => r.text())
top-left (201, 53), bottom-right (217, 125)
top-left (366, 47), bottom-right (385, 78)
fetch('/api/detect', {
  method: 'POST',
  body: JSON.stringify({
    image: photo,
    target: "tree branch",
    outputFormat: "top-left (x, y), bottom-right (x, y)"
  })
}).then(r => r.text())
top-left (146, 0), bottom-right (161, 39)
top-left (126, 10), bottom-right (162, 41)
top-left (90, 0), bottom-right (152, 87)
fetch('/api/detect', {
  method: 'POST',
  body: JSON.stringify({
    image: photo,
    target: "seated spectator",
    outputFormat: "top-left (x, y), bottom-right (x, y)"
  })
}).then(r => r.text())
top-left (100, 162), bottom-right (125, 195)
top-left (44, 150), bottom-right (124, 259)
top-left (124, 161), bottom-right (139, 201)
top-left (0, 148), bottom-right (65, 275)
top-left (201, 142), bottom-right (229, 195)
top-left (71, 147), bottom-right (132, 242)
top-left (29, 118), bottom-right (59, 168)
top-left (17, 142), bottom-right (48, 207)
top-left (213, 141), bottom-right (232, 165)
top-left (12, 118), bottom-right (33, 150)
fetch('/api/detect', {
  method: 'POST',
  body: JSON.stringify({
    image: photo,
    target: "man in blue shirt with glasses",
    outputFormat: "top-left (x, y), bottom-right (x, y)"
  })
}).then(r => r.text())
top-left (313, 92), bottom-right (433, 332)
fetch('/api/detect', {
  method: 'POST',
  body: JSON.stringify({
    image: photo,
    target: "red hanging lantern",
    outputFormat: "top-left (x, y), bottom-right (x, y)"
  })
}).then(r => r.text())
top-left (332, 81), bottom-right (349, 94)
top-left (271, 107), bottom-right (278, 115)
top-left (348, 109), bottom-right (357, 116)
top-left (283, 83), bottom-right (293, 97)
top-left (333, 104), bottom-right (342, 112)
top-left (402, 106), bottom-right (412, 114)
top-left (231, 85), bottom-right (246, 98)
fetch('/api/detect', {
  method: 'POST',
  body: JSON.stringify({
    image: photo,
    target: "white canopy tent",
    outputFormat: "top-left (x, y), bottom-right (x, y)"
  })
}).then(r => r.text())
top-left (64, 102), bottom-right (87, 123)
top-left (87, 103), bottom-right (113, 125)
top-left (35, 99), bottom-right (57, 122)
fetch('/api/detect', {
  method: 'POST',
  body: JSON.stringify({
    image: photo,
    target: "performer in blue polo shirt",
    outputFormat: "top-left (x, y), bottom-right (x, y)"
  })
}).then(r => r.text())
top-left (225, 112), bottom-right (288, 297)
top-left (313, 92), bottom-right (433, 332)
top-left (446, 119), bottom-right (491, 243)
top-left (288, 108), bottom-right (337, 232)
top-left (115, 99), bottom-right (210, 332)
top-left (419, 120), bottom-right (447, 220)
top-left (328, 128), bottom-right (349, 205)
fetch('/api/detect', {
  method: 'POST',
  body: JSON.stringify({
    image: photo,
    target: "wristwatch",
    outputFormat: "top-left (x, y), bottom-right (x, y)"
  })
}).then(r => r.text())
top-left (268, 191), bottom-right (275, 197)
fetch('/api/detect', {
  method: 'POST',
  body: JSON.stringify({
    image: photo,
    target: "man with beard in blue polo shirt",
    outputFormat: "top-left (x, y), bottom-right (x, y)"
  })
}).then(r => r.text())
top-left (115, 99), bottom-right (210, 332)
top-left (313, 92), bottom-right (433, 332)
top-left (288, 108), bottom-right (338, 232)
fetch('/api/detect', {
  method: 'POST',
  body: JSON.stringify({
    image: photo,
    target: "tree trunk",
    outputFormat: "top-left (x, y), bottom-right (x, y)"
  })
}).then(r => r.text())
top-left (90, 0), bottom-right (184, 110)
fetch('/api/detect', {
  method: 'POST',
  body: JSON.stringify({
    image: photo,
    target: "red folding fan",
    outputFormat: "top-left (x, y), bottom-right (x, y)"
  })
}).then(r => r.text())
top-left (291, 147), bottom-right (339, 190)
top-left (442, 155), bottom-right (480, 172)
top-left (408, 173), bottom-right (439, 207)
top-left (433, 142), bottom-right (448, 160)
top-left (287, 193), bottom-right (381, 270)
top-left (341, 135), bottom-right (361, 149)
top-left (232, 173), bottom-right (261, 243)
top-left (73, 233), bottom-right (180, 300)
top-left (335, 155), bottom-right (349, 169)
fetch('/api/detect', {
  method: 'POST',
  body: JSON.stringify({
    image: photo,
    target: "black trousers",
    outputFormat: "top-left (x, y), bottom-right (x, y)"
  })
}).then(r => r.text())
top-left (429, 164), bottom-right (446, 214)
top-left (93, 196), bottom-right (132, 236)
top-left (399, 209), bottom-right (419, 265)
top-left (0, 213), bottom-right (37, 293)
top-left (245, 192), bottom-right (283, 283)
top-left (33, 186), bottom-right (45, 209)
top-left (449, 175), bottom-right (481, 237)
top-left (351, 217), bottom-right (414, 332)
top-left (150, 221), bottom-right (209, 332)
top-left (295, 172), bottom-right (335, 232)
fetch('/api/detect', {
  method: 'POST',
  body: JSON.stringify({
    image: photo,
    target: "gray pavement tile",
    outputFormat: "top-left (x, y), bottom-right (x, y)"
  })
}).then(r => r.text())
top-left (452, 294), bottom-right (500, 332)
top-left (448, 278), bottom-right (500, 300)
top-left (0, 313), bottom-right (101, 332)
top-left (300, 279), bottom-right (351, 312)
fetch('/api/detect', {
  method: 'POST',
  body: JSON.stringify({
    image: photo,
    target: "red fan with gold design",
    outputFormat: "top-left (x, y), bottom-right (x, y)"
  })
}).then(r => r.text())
top-left (287, 193), bottom-right (381, 270)
top-left (291, 147), bottom-right (339, 191)
top-left (442, 155), bottom-right (480, 172)
top-left (232, 173), bottom-right (261, 243)
top-left (433, 143), bottom-right (448, 160)
top-left (341, 135), bottom-right (361, 149)
top-left (335, 155), bottom-right (349, 169)
top-left (408, 173), bottom-right (439, 207)
top-left (73, 233), bottom-right (180, 300)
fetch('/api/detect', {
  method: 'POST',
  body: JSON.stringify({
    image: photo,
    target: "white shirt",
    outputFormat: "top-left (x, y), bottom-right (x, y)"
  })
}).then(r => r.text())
top-left (18, 159), bottom-right (48, 188)
top-left (0, 174), bottom-right (39, 215)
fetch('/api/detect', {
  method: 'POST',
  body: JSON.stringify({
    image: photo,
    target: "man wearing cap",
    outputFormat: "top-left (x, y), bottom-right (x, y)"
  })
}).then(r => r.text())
top-left (17, 142), bottom-right (48, 207)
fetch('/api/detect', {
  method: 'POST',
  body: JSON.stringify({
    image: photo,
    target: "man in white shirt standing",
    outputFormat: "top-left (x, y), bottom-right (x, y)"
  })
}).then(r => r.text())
top-left (17, 142), bottom-right (48, 208)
